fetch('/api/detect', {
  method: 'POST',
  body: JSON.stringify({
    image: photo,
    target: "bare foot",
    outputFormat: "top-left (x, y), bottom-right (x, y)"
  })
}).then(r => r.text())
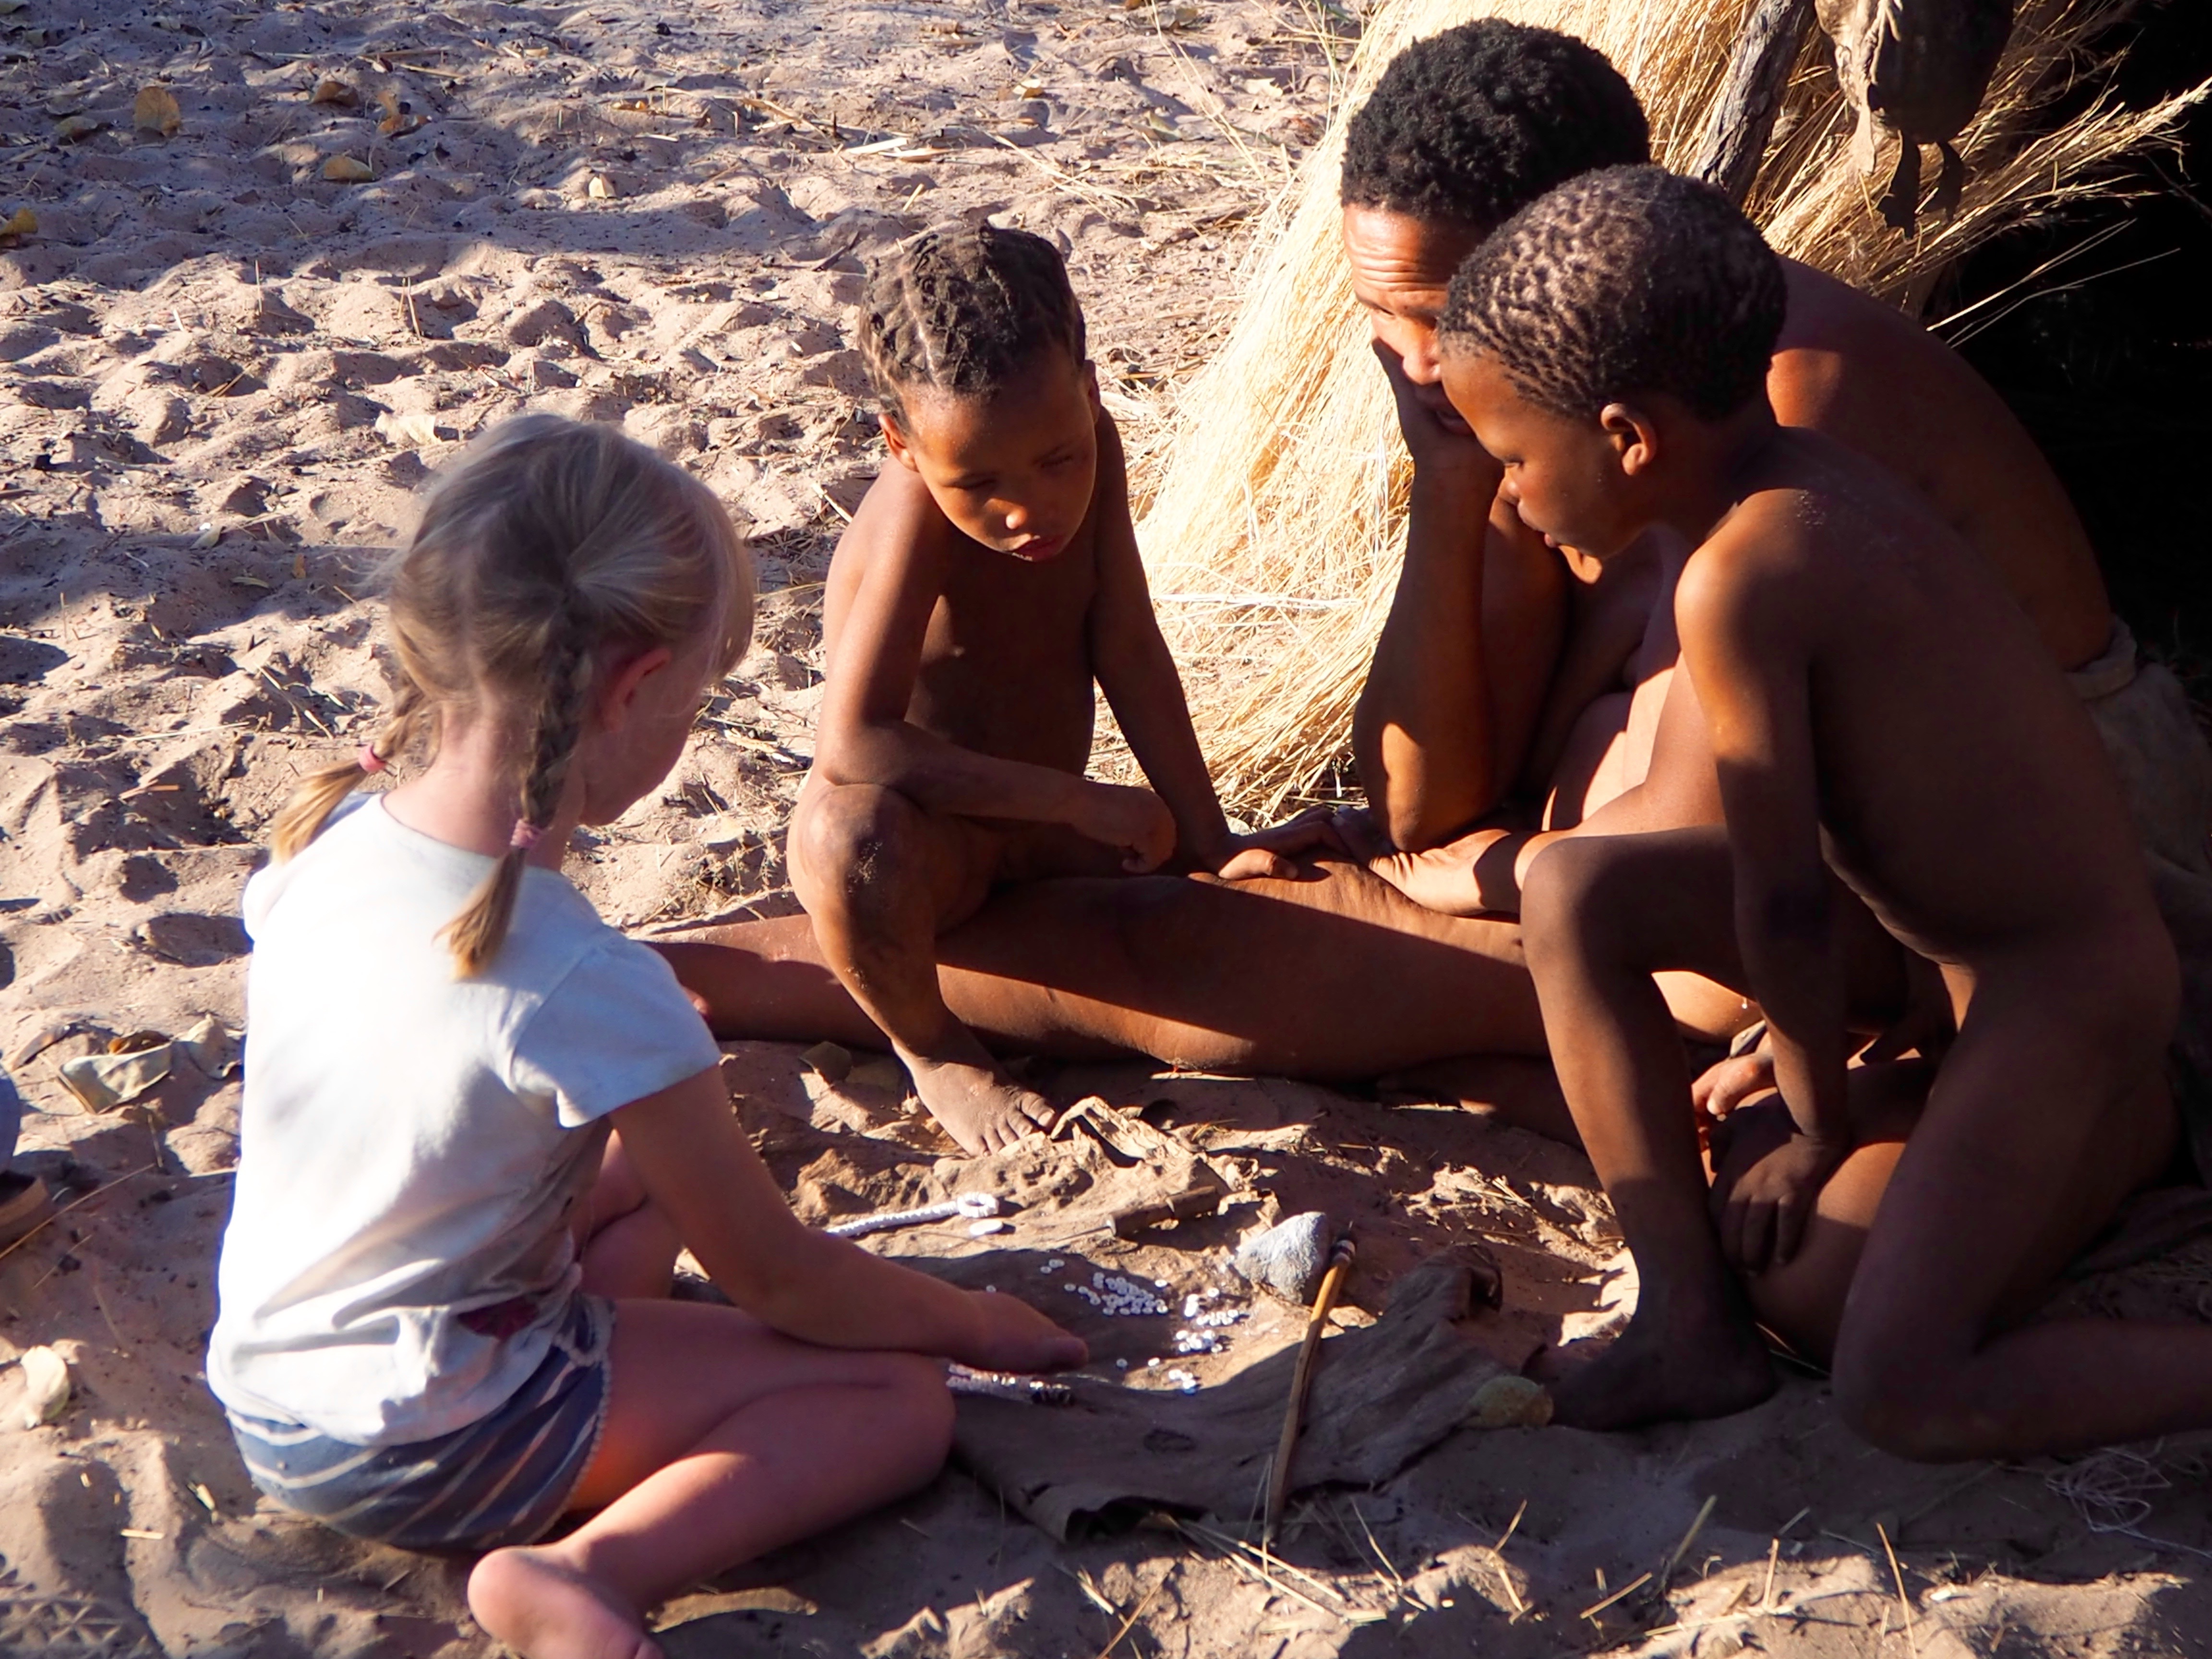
top-left (469, 1545), bottom-right (660, 1659)
top-left (902, 1043), bottom-right (1057, 1155)
top-left (1545, 1306), bottom-right (1776, 1431)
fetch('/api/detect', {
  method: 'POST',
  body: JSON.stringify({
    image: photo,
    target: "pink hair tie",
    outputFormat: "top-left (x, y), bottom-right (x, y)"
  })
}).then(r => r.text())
top-left (509, 820), bottom-right (543, 852)
top-left (356, 743), bottom-right (387, 774)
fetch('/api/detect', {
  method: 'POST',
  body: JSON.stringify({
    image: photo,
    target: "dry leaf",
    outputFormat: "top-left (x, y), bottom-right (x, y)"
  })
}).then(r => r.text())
top-left (0, 2), bottom-right (28, 15)
top-left (133, 85), bottom-right (182, 136)
top-left (310, 78), bottom-right (360, 107)
top-left (54, 115), bottom-right (102, 143)
top-left (58, 1045), bottom-right (172, 1112)
top-left (0, 207), bottom-right (34, 241)
top-left (178, 1013), bottom-right (239, 1079)
top-left (189, 521), bottom-right (221, 550)
top-left (585, 172), bottom-right (617, 200)
top-left (374, 409), bottom-right (444, 448)
top-left (377, 88), bottom-right (424, 137)
top-left (321, 153), bottom-right (374, 182)
top-left (18, 1347), bottom-right (70, 1429)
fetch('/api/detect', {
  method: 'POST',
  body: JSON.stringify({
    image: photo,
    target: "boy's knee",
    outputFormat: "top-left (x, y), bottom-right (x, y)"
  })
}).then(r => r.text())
top-left (1520, 837), bottom-right (1635, 969)
top-left (1830, 1338), bottom-right (1985, 1463)
top-left (797, 784), bottom-right (926, 894)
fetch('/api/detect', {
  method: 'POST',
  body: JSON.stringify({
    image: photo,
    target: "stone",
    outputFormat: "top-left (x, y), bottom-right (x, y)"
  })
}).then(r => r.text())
top-left (1232, 1210), bottom-right (1333, 1304)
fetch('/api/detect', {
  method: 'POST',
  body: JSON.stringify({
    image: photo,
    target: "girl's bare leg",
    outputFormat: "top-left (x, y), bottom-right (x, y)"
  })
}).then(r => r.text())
top-left (468, 1301), bottom-right (952, 1659)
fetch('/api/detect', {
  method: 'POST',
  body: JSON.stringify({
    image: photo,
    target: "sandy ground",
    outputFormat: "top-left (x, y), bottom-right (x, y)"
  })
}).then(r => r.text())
top-left (3, 0), bottom-right (2212, 1654)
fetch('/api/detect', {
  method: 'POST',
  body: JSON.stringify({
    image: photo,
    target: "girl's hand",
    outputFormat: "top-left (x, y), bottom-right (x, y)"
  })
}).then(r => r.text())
top-left (962, 1290), bottom-right (1089, 1373)
top-left (1073, 781), bottom-right (1178, 873)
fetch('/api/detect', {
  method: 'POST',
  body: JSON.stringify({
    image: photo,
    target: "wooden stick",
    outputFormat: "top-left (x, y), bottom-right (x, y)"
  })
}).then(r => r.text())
top-left (1262, 1236), bottom-right (1354, 1542)
top-left (1685, 0), bottom-right (1815, 205)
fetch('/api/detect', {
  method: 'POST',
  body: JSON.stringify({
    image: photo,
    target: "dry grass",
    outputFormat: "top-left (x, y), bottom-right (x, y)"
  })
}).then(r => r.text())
top-left (1130, 0), bottom-right (2210, 820)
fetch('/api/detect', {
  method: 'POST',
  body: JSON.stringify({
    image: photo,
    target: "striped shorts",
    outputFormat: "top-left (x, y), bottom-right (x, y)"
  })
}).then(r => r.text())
top-left (226, 1294), bottom-right (615, 1554)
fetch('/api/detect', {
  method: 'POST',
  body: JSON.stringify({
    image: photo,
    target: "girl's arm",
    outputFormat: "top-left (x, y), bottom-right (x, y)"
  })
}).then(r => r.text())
top-left (612, 1066), bottom-right (1086, 1372)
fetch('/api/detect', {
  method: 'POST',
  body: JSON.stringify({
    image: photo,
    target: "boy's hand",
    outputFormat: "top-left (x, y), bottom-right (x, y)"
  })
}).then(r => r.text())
top-left (960, 1290), bottom-right (1089, 1373)
top-left (1692, 1046), bottom-right (1779, 1125)
top-left (1711, 1118), bottom-right (1847, 1273)
top-left (1074, 781), bottom-right (1178, 872)
top-left (1207, 807), bottom-right (1346, 880)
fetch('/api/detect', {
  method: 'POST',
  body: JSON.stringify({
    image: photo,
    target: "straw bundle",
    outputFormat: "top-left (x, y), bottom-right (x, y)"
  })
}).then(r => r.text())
top-left (1134, 0), bottom-right (2208, 821)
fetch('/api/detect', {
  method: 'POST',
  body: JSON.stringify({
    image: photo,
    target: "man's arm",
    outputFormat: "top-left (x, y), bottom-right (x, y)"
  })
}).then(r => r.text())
top-left (1086, 410), bottom-right (1238, 868)
top-left (1343, 654), bottom-right (1724, 916)
top-left (1350, 345), bottom-right (1572, 848)
top-left (1676, 537), bottom-right (1850, 1268)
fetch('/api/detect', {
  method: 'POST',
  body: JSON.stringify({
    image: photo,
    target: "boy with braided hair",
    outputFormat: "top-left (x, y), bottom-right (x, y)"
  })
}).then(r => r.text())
top-left (785, 221), bottom-right (1286, 1154)
top-left (1449, 168), bottom-right (2201, 1456)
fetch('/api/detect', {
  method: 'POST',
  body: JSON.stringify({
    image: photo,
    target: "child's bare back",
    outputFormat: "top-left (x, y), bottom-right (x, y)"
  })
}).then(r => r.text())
top-left (1682, 431), bottom-right (2149, 962)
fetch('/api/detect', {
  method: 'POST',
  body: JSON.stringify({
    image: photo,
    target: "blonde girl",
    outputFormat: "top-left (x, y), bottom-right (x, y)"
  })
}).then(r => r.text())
top-left (208, 415), bottom-right (1083, 1659)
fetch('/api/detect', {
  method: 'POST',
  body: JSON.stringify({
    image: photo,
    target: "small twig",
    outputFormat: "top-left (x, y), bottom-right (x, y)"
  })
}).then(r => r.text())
top-left (1759, 1537), bottom-right (1781, 1609)
top-left (1656, 1493), bottom-right (1719, 1592)
top-left (1876, 1522), bottom-right (1918, 1657)
top-left (1091, 1573), bottom-right (1166, 1659)
top-left (1494, 1497), bottom-right (1528, 1552)
top-left (1578, 1570), bottom-right (1654, 1623)
top-left (1347, 1499), bottom-right (1405, 1592)
top-left (0, 1166), bottom-right (158, 1267)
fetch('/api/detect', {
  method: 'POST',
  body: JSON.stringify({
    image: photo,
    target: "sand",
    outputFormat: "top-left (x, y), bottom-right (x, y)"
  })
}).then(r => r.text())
top-left (1, 0), bottom-right (2210, 1653)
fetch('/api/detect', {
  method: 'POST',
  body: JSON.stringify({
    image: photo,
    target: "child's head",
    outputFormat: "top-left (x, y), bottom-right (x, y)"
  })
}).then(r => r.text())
top-left (272, 413), bottom-right (755, 973)
top-left (1339, 22), bottom-right (1648, 390)
top-left (858, 222), bottom-right (1096, 562)
top-left (1437, 165), bottom-right (1786, 560)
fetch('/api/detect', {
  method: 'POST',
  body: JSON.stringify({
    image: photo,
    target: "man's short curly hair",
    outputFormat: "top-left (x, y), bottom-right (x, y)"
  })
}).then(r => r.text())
top-left (858, 222), bottom-right (1086, 424)
top-left (1439, 166), bottom-right (1787, 422)
top-left (1339, 21), bottom-right (1650, 228)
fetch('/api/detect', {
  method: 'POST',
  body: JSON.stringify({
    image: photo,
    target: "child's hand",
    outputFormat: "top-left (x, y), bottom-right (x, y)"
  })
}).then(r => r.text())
top-left (1691, 1046), bottom-right (1778, 1125)
top-left (1074, 781), bottom-right (1178, 873)
top-left (1207, 809), bottom-right (1345, 880)
top-left (1710, 1120), bottom-right (1847, 1273)
top-left (961, 1290), bottom-right (1089, 1373)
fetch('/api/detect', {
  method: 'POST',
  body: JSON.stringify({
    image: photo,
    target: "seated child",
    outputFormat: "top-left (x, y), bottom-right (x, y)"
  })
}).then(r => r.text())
top-left (1441, 168), bottom-right (2199, 1459)
top-left (207, 415), bottom-right (1083, 1659)
top-left (787, 222), bottom-right (1284, 1154)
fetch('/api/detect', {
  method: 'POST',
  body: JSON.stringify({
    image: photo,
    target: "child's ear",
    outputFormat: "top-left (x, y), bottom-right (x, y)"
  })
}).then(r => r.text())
top-left (880, 409), bottom-right (921, 473)
top-left (1080, 359), bottom-right (1101, 409)
top-left (1599, 402), bottom-right (1660, 476)
top-left (597, 645), bottom-right (674, 733)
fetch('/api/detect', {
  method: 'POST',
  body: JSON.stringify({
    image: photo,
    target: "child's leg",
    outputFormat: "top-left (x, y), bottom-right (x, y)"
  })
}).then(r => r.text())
top-left (787, 776), bottom-right (1055, 1154)
top-left (577, 1133), bottom-right (681, 1301)
top-left (469, 1300), bottom-right (952, 1659)
top-left (1827, 930), bottom-right (2212, 1461)
top-left (1519, 826), bottom-right (1777, 1427)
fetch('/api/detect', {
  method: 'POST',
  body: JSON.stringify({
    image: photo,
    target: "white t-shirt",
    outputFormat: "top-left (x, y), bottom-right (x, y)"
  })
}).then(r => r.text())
top-left (208, 797), bottom-right (721, 1446)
